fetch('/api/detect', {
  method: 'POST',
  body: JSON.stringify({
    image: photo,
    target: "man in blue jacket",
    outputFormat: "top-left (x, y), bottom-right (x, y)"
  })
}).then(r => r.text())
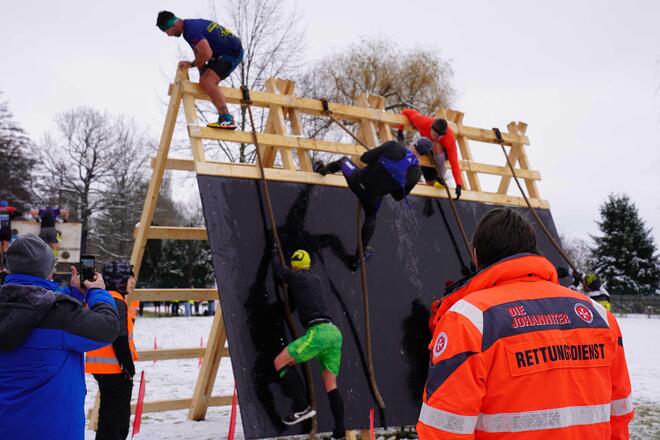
top-left (0, 234), bottom-right (119, 440)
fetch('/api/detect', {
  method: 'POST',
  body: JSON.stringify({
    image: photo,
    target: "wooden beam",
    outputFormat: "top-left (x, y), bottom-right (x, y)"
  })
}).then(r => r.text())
top-left (159, 155), bottom-right (542, 181)
top-left (137, 347), bottom-right (229, 361)
top-left (135, 226), bottom-right (208, 241)
top-left (179, 81), bottom-right (529, 145)
top-left (130, 288), bottom-right (218, 302)
top-left (194, 161), bottom-right (549, 208)
top-left (131, 69), bottom-right (184, 277)
top-left (189, 309), bottom-right (229, 420)
top-left (132, 395), bottom-right (233, 414)
top-left (188, 124), bottom-right (364, 156)
top-left (151, 157), bottom-right (196, 172)
top-left (180, 71), bottom-right (207, 163)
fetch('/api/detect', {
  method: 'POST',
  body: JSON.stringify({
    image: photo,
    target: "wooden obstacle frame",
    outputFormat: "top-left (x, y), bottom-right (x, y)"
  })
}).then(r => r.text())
top-left (88, 67), bottom-right (547, 435)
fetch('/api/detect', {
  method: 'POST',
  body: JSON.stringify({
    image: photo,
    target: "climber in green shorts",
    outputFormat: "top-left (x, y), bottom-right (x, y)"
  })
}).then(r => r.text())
top-left (288, 321), bottom-right (343, 375)
top-left (272, 246), bottom-right (346, 440)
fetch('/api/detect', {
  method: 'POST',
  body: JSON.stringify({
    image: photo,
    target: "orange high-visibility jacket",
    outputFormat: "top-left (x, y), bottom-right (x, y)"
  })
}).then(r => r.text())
top-left (85, 291), bottom-right (138, 374)
top-left (418, 254), bottom-right (633, 439)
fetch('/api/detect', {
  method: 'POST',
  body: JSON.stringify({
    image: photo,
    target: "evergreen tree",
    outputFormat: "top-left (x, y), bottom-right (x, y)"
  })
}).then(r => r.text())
top-left (0, 94), bottom-right (35, 210)
top-left (591, 194), bottom-right (660, 295)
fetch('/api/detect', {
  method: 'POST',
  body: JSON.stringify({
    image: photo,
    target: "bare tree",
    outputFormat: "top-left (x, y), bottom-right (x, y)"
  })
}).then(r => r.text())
top-left (559, 233), bottom-right (593, 272)
top-left (198, 0), bottom-right (306, 163)
top-left (298, 39), bottom-right (455, 142)
top-left (34, 108), bottom-right (152, 254)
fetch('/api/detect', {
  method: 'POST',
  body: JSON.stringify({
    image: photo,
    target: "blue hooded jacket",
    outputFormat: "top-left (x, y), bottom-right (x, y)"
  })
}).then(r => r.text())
top-left (0, 274), bottom-right (119, 440)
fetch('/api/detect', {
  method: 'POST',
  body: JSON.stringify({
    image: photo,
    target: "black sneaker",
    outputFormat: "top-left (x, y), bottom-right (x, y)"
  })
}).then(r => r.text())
top-left (313, 160), bottom-right (327, 175)
top-left (281, 406), bottom-right (316, 426)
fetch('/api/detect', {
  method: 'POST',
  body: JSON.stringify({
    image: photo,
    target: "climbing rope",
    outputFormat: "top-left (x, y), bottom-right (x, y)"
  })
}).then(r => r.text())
top-left (320, 98), bottom-right (387, 414)
top-left (240, 86), bottom-right (318, 439)
top-left (428, 151), bottom-right (475, 269)
top-left (492, 128), bottom-right (579, 274)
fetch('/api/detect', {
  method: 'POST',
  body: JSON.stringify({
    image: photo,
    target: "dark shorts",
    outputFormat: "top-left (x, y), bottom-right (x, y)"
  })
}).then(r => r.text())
top-left (340, 159), bottom-right (383, 216)
top-left (0, 228), bottom-right (10, 242)
top-left (206, 48), bottom-right (244, 80)
top-left (39, 226), bottom-right (58, 244)
top-left (421, 166), bottom-right (438, 182)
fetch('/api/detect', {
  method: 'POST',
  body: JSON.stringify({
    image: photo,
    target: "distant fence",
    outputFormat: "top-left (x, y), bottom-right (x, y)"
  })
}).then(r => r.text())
top-left (611, 295), bottom-right (660, 316)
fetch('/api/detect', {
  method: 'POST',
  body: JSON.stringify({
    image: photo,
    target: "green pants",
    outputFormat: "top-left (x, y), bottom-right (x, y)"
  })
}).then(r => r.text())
top-left (287, 322), bottom-right (343, 375)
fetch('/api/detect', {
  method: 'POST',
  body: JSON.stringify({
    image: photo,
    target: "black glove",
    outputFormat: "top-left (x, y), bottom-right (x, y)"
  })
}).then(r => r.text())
top-left (121, 362), bottom-right (135, 380)
top-left (454, 185), bottom-right (462, 200)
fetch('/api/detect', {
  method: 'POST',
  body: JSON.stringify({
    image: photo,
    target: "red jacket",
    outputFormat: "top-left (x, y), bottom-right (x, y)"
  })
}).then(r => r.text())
top-left (419, 254), bottom-right (633, 439)
top-left (402, 109), bottom-right (463, 187)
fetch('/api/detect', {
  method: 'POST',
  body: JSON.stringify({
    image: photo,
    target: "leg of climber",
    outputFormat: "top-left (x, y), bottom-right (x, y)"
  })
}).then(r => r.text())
top-left (274, 346), bottom-right (316, 425)
top-left (318, 324), bottom-right (345, 440)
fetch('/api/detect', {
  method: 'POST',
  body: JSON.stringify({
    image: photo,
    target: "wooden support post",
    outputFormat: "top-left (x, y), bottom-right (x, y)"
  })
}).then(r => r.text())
top-left (188, 307), bottom-right (228, 420)
top-left (450, 110), bottom-right (482, 192)
top-left (355, 94), bottom-right (380, 149)
top-left (496, 122), bottom-right (538, 198)
top-left (180, 70), bottom-right (207, 164)
top-left (277, 78), bottom-right (313, 171)
top-left (130, 68), bottom-right (183, 276)
top-left (260, 78), bottom-right (296, 170)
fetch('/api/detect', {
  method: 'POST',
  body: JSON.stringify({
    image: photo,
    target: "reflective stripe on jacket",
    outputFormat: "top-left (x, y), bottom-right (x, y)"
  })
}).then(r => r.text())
top-left (85, 291), bottom-right (138, 374)
top-left (418, 254), bottom-right (633, 439)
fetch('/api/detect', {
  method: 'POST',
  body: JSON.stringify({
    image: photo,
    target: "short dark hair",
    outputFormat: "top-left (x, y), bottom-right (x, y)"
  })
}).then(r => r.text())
top-left (472, 207), bottom-right (538, 268)
top-left (157, 10), bottom-right (175, 30)
top-left (431, 118), bottom-right (448, 136)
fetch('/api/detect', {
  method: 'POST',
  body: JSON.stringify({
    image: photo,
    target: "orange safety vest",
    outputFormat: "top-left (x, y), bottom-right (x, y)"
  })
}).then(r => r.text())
top-left (128, 299), bottom-right (140, 321)
top-left (85, 291), bottom-right (139, 374)
top-left (418, 254), bottom-right (633, 439)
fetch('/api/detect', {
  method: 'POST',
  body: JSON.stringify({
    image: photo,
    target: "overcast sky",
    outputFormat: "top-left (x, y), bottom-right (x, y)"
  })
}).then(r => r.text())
top-left (2, 0), bottom-right (659, 247)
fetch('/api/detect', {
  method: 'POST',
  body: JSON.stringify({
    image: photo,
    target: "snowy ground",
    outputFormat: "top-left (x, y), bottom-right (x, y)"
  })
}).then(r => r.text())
top-left (84, 314), bottom-right (660, 439)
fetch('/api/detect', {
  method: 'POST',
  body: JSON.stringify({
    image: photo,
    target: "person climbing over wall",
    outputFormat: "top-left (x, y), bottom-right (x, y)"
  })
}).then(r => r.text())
top-left (30, 206), bottom-right (68, 255)
top-left (408, 137), bottom-right (447, 188)
top-left (85, 261), bottom-right (138, 440)
top-left (0, 201), bottom-right (21, 272)
top-left (401, 109), bottom-right (463, 199)
top-left (156, 11), bottom-right (243, 130)
top-left (313, 140), bottom-right (422, 270)
top-left (271, 247), bottom-right (346, 440)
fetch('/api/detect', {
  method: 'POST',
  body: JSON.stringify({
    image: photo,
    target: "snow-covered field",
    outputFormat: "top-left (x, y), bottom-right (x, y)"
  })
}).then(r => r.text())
top-left (84, 314), bottom-right (660, 439)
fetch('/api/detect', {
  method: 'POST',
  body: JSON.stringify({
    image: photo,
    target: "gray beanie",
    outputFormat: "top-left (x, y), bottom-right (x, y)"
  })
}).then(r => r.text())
top-left (6, 233), bottom-right (57, 279)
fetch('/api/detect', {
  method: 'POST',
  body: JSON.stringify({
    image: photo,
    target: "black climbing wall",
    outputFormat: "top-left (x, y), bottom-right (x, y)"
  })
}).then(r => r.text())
top-left (197, 176), bottom-right (564, 439)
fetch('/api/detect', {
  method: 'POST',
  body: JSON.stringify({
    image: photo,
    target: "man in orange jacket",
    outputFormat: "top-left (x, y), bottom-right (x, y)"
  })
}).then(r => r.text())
top-left (418, 208), bottom-right (633, 439)
top-left (86, 261), bottom-right (139, 440)
top-left (402, 109), bottom-right (463, 199)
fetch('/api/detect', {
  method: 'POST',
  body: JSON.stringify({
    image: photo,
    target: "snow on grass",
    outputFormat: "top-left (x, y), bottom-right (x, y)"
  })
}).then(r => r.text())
top-left (84, 315), bottom-right (660, 439)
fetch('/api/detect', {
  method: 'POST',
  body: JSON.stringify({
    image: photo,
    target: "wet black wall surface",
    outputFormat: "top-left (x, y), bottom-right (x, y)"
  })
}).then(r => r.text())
top-left (197, 176), bottom-right (564, 439)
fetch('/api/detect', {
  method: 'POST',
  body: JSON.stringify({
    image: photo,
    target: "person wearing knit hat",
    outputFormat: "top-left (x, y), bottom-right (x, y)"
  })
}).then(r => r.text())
top-left (401, 109), bottom-right (464, 200)
top-left (0, 234), bottom-right (119, 440)
top-left (156, 10), bottom-right (244, 130)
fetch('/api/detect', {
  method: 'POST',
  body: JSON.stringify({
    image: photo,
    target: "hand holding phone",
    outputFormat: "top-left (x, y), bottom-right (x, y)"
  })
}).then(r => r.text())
top-left (79, 255), bottom-right (96, 285)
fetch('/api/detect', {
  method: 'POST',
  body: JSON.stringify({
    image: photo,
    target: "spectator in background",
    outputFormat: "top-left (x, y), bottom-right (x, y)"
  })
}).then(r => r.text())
top-left (0, 200), bottom-right (21, 273)
top-left (0, 234), bottom-right (119, 440)
top-left (30, 207), bottom-right (69, 255)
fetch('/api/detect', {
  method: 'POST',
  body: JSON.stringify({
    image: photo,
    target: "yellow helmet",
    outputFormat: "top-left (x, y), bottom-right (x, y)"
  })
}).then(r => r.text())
top-left (290, 249), bottom-right (311, 270)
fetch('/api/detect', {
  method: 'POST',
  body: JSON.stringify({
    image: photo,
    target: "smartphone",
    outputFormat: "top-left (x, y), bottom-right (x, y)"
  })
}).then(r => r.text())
top-left (79, 255), bottom-right (96, 285)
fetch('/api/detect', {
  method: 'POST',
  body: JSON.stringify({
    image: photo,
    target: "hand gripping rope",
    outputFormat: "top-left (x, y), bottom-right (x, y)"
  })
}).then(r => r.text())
top-left (240, 86), bottom-right (318, 439)
top-left (320, 98), bottom-right (387, 417)
top-left (492, 127), bottom-right (579, 273)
